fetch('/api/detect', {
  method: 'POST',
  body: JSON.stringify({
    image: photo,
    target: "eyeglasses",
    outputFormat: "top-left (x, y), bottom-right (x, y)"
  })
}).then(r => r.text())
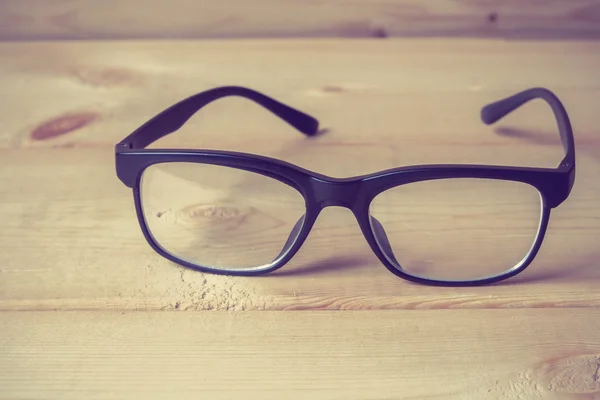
top-left (115, 86), bottom-right (575, 286)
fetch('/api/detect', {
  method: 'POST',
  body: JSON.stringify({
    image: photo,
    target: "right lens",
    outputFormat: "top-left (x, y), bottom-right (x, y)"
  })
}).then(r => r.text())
top-left (369, 178), bottom-right (543, 282)
top-left (139, 162), bottom-right (307, 271)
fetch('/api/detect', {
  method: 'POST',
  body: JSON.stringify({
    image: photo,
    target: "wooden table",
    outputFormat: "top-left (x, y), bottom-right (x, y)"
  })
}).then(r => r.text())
top-left (1, 39), bottom-right (599, 399)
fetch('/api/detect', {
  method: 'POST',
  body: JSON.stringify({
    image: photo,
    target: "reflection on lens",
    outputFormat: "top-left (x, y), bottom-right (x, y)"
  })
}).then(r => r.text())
top-left (140, 162), bottom-right (306, 271)
top-left (369, 178), bottom-right (542, 281)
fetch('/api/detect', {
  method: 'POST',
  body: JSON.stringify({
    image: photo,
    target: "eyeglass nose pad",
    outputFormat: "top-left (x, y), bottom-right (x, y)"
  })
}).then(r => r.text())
top-left (275, 214), bottom-right (306, 261)
top-left (369, 215), bottom-right (402, 270)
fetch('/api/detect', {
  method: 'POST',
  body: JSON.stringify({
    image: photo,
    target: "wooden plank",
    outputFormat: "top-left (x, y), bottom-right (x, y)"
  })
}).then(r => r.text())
top-left (1, 0), bottom-right (600, 40)
top-left (0, 39), bottom-right (599, 311)
top-left (1, 310), bottom-right (600, 399)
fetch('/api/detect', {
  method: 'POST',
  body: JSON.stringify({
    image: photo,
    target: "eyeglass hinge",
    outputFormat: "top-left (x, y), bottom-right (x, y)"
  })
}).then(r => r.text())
top-left (115, 142), bottom-right (132, 153)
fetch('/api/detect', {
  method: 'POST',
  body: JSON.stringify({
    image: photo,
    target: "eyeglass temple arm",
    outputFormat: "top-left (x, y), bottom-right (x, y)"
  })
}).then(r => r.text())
top-left (118, 86), bottom-right (320, 149)
top-left (480, 87), bottom-right (575, 168)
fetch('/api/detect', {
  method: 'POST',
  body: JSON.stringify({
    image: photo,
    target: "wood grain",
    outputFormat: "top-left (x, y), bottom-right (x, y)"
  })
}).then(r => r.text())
top-left (0, 38), bottom-right (599, 399)
top-left (1, 310), bottom-right (600, 400)
top-left (0, 39), bottom-right (599, 312)
top-left (1, 0), bottom-right (600, 40)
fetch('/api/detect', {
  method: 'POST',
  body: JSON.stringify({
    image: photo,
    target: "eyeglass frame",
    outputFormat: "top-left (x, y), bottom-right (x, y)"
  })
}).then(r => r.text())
top-left (115, 86), bottom-right (575, 287)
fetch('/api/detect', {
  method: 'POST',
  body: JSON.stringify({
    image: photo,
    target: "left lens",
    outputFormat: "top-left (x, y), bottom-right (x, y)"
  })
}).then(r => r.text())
top-left (369, 178), bottom-right (543, 282)
top-left (139, 162), bottom-right (306, 272)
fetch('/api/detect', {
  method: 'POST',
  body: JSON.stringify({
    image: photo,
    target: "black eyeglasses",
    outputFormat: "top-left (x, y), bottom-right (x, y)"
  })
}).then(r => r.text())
top-left (115, 86), bottom-right (575, 286)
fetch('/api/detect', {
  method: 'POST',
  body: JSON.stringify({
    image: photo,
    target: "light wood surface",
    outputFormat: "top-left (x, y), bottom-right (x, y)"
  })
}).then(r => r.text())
top-left (1, 39), bottom-right (599, 311)
top-left (2, 0), bottom-right (600, 40)
top-left (2, 310), bottom-right (600, 400)
top-left (0, 39), bottom-right (599, 398)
